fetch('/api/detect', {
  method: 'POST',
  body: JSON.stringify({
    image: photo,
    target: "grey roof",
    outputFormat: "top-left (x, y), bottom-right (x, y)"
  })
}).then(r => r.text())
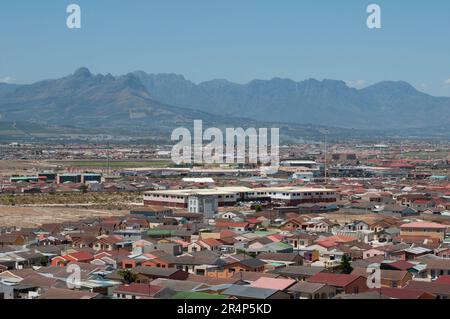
top-left (335, 292), bottom-right (390, 299)
top-left (174, 255), bottom-right (226, 266)
top-left (257, 253), bottom-right (302, 262)
top-left (272, 266), bottom-right (324, 277)
top-left (133, 266), bottom-right (180, 277)
top-left (238, 258), bottom-right (266, 269)
top-left (406, 281), bottom-right (450, 295)
top-left (288, 281), bottom-right (327, 294)
top-left (222, 285), bottom-right (278, 299)
top-left (150, 278), bottom-right (202, 291)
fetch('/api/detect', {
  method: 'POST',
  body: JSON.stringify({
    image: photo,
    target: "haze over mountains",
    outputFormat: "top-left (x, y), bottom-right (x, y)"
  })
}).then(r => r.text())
top-left (0, 68), bottom-right (449, 140)
top-left (0, 68), bottom-right (230, 135)
top-left (134, 71), bottom-right (450, 130)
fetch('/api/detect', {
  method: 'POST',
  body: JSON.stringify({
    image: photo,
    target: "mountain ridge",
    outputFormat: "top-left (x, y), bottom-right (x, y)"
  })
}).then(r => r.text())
top-left (1, 68), bottom-right (449, 135)
top-left (134, 71), bottom-right (450, 129)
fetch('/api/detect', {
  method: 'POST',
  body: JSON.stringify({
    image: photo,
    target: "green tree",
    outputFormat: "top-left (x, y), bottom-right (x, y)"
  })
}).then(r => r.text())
top-left (118, 269), bottom-right (138, 284)
top-left (255, 205), bottom-right (262, 212)
top-left (79, 184), bottom-right (88, 194)
top-left (39, 256), bottom-right (50, 266)
top-left (339, 254), bottom-right (353, 274)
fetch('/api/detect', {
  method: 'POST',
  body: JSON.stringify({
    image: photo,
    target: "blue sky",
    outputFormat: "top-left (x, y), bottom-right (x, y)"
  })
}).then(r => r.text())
top-left (1, 0), bottom-right (450, 96)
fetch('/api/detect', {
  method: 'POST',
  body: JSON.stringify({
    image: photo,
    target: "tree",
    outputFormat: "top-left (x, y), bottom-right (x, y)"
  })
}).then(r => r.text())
top-left (40, 256), bottom-right (50, 266)
top-left (79, 184), bottom-right (88, 194)
top-left (339, 254), bottom-right (353, 274)
top-left (118, 269), bottom-right (138, 284)
top-left (255, 205), bottom-right (262, 212)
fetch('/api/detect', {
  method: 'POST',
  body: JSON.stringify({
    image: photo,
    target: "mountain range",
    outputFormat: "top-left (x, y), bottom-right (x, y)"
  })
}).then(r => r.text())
top-left (0, 68), bottom-right (449, 141)
top-left (133, 72), bottom-right (450, 130)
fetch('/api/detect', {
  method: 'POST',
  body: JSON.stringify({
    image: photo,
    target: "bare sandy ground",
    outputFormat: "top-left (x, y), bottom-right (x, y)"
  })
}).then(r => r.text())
top-left (326, 212), bottom-right (382, 224)
top-left (0, 206), bottom-right (128, 228)
top-left (0, 160), bottom-right (57, 177)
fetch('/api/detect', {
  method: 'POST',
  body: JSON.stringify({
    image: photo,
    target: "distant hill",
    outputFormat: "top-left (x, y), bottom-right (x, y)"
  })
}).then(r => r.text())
top-left (0, 68), bottom-right (449, 142)
top-left (134, 72), bottom-right (450, 130)
top-left (0, 68), bottom-right (233, 135)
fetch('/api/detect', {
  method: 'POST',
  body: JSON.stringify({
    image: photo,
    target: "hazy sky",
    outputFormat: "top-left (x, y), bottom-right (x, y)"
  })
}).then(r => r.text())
top-left (1, 0), bottom-right (450, 96)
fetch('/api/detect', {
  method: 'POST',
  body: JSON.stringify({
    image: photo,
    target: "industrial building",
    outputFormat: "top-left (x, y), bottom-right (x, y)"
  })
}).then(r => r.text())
top-left (144, 186), bottom-right (337, 209)
top-left (57, 173), bottom-right (102, 184)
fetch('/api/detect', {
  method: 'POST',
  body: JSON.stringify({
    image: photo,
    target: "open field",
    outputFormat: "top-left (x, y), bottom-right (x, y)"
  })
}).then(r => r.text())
top-left (401, 150), bottom-right (450, 160)
top-left (0, 159), bottom-right (172, 177)
top-left (326, 212), bottom-right (382, 224)
top-left (0, 160), bottom-right (57, 177)
top-left (0, 206), bottom-right (129, 228)
top-left (0, 192), bottom-right (143, 209)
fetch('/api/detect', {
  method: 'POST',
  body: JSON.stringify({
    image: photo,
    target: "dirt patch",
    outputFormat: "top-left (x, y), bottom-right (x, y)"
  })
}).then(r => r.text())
top-left (0, 206), bottom-right (129, 228)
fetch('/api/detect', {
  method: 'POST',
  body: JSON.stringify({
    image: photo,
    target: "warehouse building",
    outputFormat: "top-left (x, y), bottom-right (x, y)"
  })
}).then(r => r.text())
top-left (144, 186), bottom-right (336, 208)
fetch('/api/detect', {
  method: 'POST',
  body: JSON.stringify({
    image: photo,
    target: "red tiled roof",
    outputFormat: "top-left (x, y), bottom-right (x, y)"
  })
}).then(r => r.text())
top-left (385, 260), bottom-right (415, 270)
top-left (200, 238), bottom-right (222, 247)
top-left (316, 240), bottom-right (339, 248)
top-left (308, 273), bottom-right (361, 287)
top-left (401, 222), bottom-right (446, 229)
top-left (378, 287), bottom-right (431, 299)
top-left (65, 251), bottom-right (94, 261)
top-left (215, 220), bottom-right (249, 228)
top-left (436, 275), bottom-right (450, 284)
top-left (220, 230), bottom-right (237, 239)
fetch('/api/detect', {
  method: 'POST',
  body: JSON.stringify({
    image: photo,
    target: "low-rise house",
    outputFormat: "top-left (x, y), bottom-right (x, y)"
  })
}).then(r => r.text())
top-left (150, 278), bottom-right (203, 292)
top-left (376, 287), bottom-right (436, 299)
top-left (51, 251), bottom-right (95, 267)
top-left (250, 277), bottom-right (296, 291)
top-left (307, 273), bottom-right (369, 295)
top-left (414, 257), bottom-right (450, 280)
top-left (256, 252), bottom-right (304, 267)
top-left (400, 222), bottom-right (447, 243)
top-left (92, 235), bottom-right (132, 252)
top-left (344, 220), bottom-right (370, 232)
top-left (288, 281), bottom-right (336, 299)
top-left (187, 238), bottom-right (222, 253)
top-left (172, 251), bottom-right (227, 275)
top-left (405, 281), bottom-right (450, 299)
top-left (280, 218), bottom-right (306, 232)
top-left (383, 205), bottom-right (419, 217)
top-left (363, 248), bottom-right (386, 259)
top-left (271, 265), bottom-right (325, 281)
top-left (390, 247), bottom-right (433, 261)
top-left (229, 271), bottom-right (279, 283)
top-left (0, 234), bottom-right (26, 247)
top-left (206, 258), bottom-right (266, 279)
top-left (222, 285), bottom-right (291, 299)
top-left (284, 233), bottom-right (316, 250)
top-left (352, 268), bottom-right (413, 288)
top-left (113, 283), bottom-right (171, 299)
top-left (38, 287), bottom-right (101, 299)
top-left (215, 220), bottom-right (250, 232)
top-left (132, 266), bottom-right (189, 283)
